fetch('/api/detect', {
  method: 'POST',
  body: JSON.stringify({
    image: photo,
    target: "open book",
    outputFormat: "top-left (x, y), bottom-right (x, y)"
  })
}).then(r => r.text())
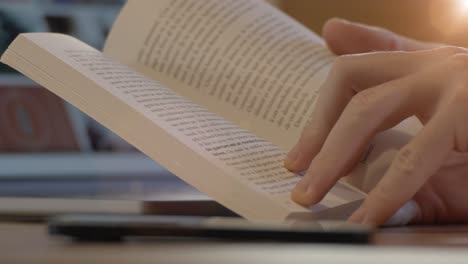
top-left (1, 0), bottom-right (418, 222)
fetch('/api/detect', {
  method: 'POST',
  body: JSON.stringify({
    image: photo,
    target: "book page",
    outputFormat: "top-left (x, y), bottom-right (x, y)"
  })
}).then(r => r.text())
top-left (1, 33), bottom-right (364, 221)
top-left (105, 0), bottom-right (332, 150)
top-left (105, 0), bottom-right (422, 193)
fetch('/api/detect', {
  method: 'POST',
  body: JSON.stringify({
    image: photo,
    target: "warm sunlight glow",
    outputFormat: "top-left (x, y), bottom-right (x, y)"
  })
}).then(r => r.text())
top-left (429, 0), bottom-right (468, 36)
top-left (458, 0), bottom-right (468, 12)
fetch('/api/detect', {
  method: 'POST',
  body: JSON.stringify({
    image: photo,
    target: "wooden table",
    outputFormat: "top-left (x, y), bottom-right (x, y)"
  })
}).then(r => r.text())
top-left (2, 221), bottom-right (468, 263)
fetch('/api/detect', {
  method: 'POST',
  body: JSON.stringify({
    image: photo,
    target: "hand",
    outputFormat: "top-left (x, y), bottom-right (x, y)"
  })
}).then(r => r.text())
top-left (285, 19), bottom-right (468, 226)
top-left (321, 18), bottom-right (441, 55)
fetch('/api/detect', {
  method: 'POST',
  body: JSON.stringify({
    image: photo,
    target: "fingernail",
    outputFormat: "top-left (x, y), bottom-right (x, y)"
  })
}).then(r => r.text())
top-left (348, 206), bottom-right (367, 223)
top-left (293, 178), bottom-right (309, 193)
top-left (332, 17), bottom-right (369, 29)
top-left (285, 145), bottom-right (300, 169)
top-left (292, 181), bottom-right (318, 206)
top-left (362, 215), bottom-right (378, 227)
top-left (384, 200), bottom-right (420, 226)
top-left (334, 17), bottom-right (351, 24)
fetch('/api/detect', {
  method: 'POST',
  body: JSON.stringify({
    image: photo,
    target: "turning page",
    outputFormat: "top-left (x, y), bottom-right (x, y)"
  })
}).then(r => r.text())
top-left (105, 0), bottom-right (421, 192)
top-left (105, 0), bottom-right (331, 150)
top-left (1, 33), bottom-right (364, 221)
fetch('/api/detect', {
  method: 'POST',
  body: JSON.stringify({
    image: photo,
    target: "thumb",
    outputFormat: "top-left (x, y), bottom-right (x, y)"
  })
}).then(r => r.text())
top-left (322, 18), bottom-right (441, 55)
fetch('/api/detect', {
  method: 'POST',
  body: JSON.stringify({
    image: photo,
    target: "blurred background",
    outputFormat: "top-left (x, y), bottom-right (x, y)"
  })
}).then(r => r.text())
top-left (1, 0), bottom-right (468, 201)
top-left (0, 0), bottom-right (193, 201)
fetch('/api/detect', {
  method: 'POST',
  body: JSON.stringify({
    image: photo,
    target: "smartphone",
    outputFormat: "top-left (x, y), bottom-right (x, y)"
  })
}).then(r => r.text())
top-left (48, 214), bottom-right (372, 244)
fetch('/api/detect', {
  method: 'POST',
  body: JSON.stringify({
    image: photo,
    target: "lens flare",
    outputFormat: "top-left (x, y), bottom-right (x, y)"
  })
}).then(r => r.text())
top-left (459, 0), bottom-right (468, 11)
top-left (429, 0), bottom-right (468, 37)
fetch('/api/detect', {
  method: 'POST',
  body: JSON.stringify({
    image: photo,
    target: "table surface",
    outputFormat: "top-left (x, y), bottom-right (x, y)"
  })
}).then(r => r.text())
top-left (2, 180), bottom-right (468, 263)
top-left (2, 221), bottom-right (468, 264)
top-left (2, 178), bottom-right (468, 263)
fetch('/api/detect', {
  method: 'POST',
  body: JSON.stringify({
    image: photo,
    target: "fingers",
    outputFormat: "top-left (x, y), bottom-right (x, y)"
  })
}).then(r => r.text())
top-left (289, 51), bottom-right (465, 206)
top-left (322, 18), bottom-right (442, 55)
top-left (291, 76), bottom-right (416, 205)
top-left (285, 47), bottom-right (466, 173)
top-left (349, 110), bottom-right (453, 226)
top-left (285, 52), bottom-right (411, 172)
